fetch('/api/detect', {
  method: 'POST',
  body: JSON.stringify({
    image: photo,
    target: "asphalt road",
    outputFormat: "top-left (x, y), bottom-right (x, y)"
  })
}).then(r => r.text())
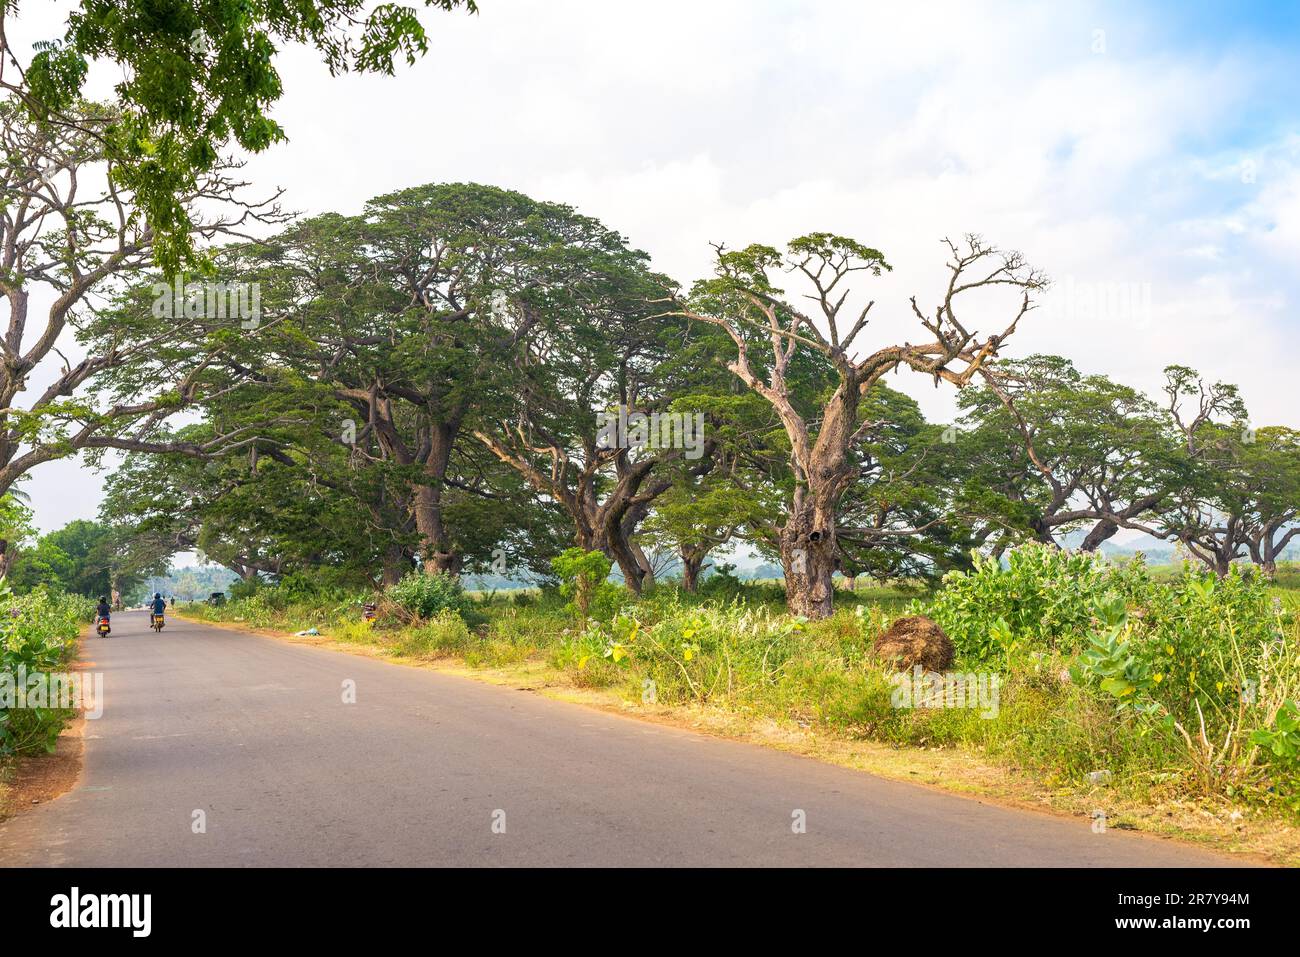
top-left (0, 610), bottom-right (1246, 867)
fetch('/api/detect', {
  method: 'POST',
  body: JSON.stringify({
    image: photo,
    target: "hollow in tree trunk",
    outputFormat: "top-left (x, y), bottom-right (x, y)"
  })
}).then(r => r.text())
top-left (779, 505), bottom-right (837, 619)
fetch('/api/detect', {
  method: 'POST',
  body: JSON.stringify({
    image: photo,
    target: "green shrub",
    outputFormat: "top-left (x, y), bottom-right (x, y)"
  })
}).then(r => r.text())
top-left (924, 544), bottom-right (1144, 661)
top-left (697, 561), bottom-right (746, 600)
top-left (1251, 700), bottom-right (1300, 805)
top-left (386, 571), bottom-right (472, 621)
top-left (551, 548), bottom-right (624, 622)
top-left (228, 577), bottom-right (261, 601)
top-left (1, 583), bottom-right (89, 756)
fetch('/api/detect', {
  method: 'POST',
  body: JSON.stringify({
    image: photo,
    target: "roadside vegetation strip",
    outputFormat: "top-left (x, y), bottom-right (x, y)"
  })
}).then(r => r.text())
top-left (181, 547), bottom-right (1300, 862)
top-left (0, 585), bottom-right (96, 820)
top-left (0, 584), bottom-right (95, 758)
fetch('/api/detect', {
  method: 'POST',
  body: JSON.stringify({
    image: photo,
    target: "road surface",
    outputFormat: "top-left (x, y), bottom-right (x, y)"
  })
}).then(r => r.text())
top-left (0, 611), bottom-right (1246, 866)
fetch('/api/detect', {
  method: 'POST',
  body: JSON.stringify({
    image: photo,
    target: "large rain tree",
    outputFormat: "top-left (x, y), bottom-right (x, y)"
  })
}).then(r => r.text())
top-left (1117, 371), bottom-right (1299, 578)
top-left (953, 355), bottom-right (1177, 553)
top-left (671, 233), bottom-right (1046, 618)
top-left (0, 86), bottom-right (285, 570)
top-left (217, 185), bottom-right (636, 580)
top-left (471, 228), bottom-right (710, 595)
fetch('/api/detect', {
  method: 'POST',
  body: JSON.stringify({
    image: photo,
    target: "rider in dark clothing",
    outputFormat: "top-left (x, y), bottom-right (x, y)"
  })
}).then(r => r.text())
top-left (150, 593), bottom-right (166, 619)
top-left (96, 597), bottom-right (111, 620)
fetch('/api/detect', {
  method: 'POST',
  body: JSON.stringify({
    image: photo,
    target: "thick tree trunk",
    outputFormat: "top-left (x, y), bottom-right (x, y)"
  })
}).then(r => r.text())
top-left (1192, 539), bottom-right (1235, 578)
top-left (569, 512), bottom-right (643, 595)
top-left (381, 543), bottom-right (409, 587)
top-left (780, 501), bottom-right (837, 619)
top-left (609, 535), bottom-right (646, 596)
top-left (411, 420), bottom-right (463, 578)
top-left (680, 544), bottom-right (709, 593)
top-left (1252, 524), bottom-right (1292, 580)
top-left (629, 541), bottom-right (655, 589)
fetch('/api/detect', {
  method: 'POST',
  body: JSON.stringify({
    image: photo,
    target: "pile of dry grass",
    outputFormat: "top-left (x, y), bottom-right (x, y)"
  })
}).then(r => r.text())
top-left (872, 615), bottom-right (955, 671)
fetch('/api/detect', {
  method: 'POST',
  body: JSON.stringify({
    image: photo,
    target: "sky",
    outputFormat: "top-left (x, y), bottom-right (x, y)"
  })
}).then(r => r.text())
top-left (7, 0), bottom-right (1300, 551)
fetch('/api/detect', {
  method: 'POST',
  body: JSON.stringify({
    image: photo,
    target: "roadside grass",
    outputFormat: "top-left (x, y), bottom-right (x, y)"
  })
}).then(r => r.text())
top-left (181, 552), bottom-right (1300, 865)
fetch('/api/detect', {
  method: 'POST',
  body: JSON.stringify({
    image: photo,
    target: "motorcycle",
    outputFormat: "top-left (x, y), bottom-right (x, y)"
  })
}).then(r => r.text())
top-left (151, 612), bottom-right (165, 633)
top-left (96, 616), bottom-right (111, 637)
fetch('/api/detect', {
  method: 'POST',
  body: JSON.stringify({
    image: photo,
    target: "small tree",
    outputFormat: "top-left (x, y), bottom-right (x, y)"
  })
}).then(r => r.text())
top-left (551, 548), bottom-right (613, 623)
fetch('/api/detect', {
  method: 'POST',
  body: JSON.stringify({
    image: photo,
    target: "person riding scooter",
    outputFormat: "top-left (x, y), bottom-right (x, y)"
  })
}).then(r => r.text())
top-left (96, 596), bottom-right (112, 637)
top-left (150, 592), bottom-right (167, 626)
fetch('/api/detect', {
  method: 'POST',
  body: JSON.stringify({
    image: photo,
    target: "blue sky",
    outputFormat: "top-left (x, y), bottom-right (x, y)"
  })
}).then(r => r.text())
top-left (8, 0), bottom-right (1300, 544)
top-left (1143, 0), bottom-right (1300, 46)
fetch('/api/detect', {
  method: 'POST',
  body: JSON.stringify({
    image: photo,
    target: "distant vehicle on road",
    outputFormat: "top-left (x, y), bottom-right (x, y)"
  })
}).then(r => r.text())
top-left (208, 592), bottom-right (227, 607)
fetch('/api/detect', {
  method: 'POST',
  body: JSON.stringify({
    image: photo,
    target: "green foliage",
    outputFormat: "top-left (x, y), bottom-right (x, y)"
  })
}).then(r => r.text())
top-left (1071, 598), bottom-right (1159, 713)
top-left (7, 520), bottom-right (120, 597)
top-left (386, 571), bottom-right (472, 621)
top-left (18, 0), bottom-right (478, 273)
top-left (228, 577), bottom-right (262, 602)
top-left (925, 544), bottom-right (1130, 661)
top-left (1253, 702), bottom-right (1300, 769)
top-left (697, 562), bottom-right (746, 600)
top-left (397, 610), bottom-right (474, 657)
top-left (0, 493), bottom-right (36, 554)
top-left (0, 581), bottom-right (92, 756)
top-left (551, 548), bottom-right (622, 622)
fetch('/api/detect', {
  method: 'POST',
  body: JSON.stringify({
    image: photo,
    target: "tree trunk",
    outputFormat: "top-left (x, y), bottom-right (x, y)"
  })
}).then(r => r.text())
top-left (381, 543), bottom-right (409, 587)
top-left (629, 541), bottom-right (655, 589)
top-left (680, 544), bottom-right (709, 593)
top-left (609, 535), bottom-right (646, 596)
top-left (411, 420), bottom-right (463, 578)
top-left (413, 482), bottom-right (462, 577)
top-left (780, 502), bottom-right (837, 619)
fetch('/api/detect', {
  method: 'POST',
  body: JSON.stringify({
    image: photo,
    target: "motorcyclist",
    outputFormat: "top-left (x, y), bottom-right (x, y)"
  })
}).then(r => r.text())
top-left (96, 596), bottom-right (111, 621)
top-left (150, 592), bottom-right (166, 624)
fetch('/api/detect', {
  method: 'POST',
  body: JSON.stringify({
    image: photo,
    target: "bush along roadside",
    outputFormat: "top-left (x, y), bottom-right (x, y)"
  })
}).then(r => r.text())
top-left (181, 545), bottom-right (1300, 820)
top-left (0, 582), bottom-right (94, 757)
